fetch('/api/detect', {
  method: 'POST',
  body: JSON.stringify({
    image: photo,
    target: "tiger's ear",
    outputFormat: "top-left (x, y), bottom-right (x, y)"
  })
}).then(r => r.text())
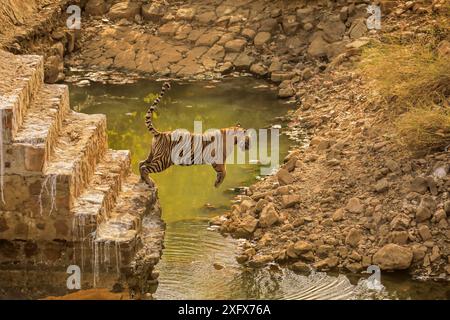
top-left (236, 122), bottom-right (241, 127)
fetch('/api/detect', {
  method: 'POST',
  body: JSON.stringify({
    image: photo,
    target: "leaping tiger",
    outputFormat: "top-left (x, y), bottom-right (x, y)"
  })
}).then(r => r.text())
top-left (139, 82), bottom-right (251, 188)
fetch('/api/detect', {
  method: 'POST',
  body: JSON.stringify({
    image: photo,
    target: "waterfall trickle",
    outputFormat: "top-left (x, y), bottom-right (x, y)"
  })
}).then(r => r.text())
top-left (0, 109), bottom-right (5, 204)
top-left (38, 174), bottom-right (58, 215)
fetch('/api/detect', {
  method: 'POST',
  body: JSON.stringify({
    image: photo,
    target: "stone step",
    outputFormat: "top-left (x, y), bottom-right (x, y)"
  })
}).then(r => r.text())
top-left (39, 111), bottom-right (108, 214)
top-left (0, 150), bottom-right (129, 242)
top-left (0, 50), bottom-right (44, 142)
top-left (72, 149), bottom-right (131, 241)
top-left (6, 84), bottom-right (70, 174)
top-left (92, 175), bottom-right (160, 267)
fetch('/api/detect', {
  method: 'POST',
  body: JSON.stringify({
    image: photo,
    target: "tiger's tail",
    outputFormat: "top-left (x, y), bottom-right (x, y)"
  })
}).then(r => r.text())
top-left (145, 82), bottom-right (171, 135)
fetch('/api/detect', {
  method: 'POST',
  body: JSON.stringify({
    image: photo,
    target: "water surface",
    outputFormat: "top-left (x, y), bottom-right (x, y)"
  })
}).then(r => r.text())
top-left (69, 77), bottom-right (448, 300)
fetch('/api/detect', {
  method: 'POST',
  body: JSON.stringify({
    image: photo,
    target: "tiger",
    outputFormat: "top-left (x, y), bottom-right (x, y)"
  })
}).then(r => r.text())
top-left (139, 82), bottom-right (251, 188)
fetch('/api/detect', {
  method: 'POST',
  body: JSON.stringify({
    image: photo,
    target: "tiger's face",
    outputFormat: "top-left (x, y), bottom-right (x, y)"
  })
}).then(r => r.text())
top-left (231, 124), bottom-right (251, 151)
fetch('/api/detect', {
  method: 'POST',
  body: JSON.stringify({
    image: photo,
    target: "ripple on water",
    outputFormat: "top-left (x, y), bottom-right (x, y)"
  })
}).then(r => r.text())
top-left (154, 219), bottom-right (387, 300)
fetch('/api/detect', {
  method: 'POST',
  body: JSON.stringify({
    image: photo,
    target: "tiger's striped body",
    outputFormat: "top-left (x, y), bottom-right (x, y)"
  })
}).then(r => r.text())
top-left (140, 82), bottom-right (250, 188)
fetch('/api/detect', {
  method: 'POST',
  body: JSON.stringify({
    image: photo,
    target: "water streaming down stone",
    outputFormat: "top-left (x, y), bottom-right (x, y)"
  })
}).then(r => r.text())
top-left (38, 174), bottom-right (58, 215)
top-left (0, 109), bottom-right (5, 204)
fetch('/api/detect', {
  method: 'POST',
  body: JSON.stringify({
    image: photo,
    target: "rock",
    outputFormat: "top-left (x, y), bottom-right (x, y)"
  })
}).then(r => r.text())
top-left (176, 7), bottom-right (196, 21)
top-left (281, 195), bottom-right (300, 208)
top-left (159, 22), bottom-right (181, 36)
top-left (349, 18), bottom-right (367, 39)
top-left (385, 159), bottom-right (400, 172)
top-left (248, 255), bottom-right (273, 268)
top-left (339, 6), bottom-right (348, 21)
top-left (444, 201), bottom-right (450, 215)
top-left (418, 225), bottom-right (432, 241)
top-left (332, 208), bottom-right (345, 221)
top-left (258, 18), bottom-right (278, 32)
top-left (291, 261), bottom-right (310, 273)
top-left (411, 244), bottom-right (427, 262)
top-left (44, 55), bottom-right (63, 83)
top-left (213, 262), bottom-right (224, 270)
top-left (296, 7), bottom-right (314, 21)
top-left (271, 71), bottom-right (294, 83)
top-left (241, 28), bottom-right (256, 40)
top-left (346, 197), bottom-right (363, 213)
top-left (259, 204), bottom-right (280, 227)
top-left (322, 15), bottom-right (346, 42)
top-left (375, 178), bottom-right (389, 193)
top-left (141, 3), bottom-right (165, 22)
top-left (416, 196), bottom-right (436, 222)
top-left (307, 35), bottom-right (328, 58)
top-left (276, 169), bottom-right (294, 185)
top-left (345, 262), bottom-right (363, 273)
top-left (85, 0), bottom-right (107, 16)
top-left (196, 11), bottom-right (216, 24)
top-left (410, 177), bottom-right (428, 194)
top-left (233, 53), bottom-right (254, 69)
top-left (282, 15), bottom-right (299, 35)
top-left (389, 231), bottom-right (409, 245)
top-left (108, 2), bottom-right (141, 20)
top-left (390, 214), bottom-right (410, 231)
top-left (254, 199), bottom-right (268, 214)
top-left (345, 228), bottom-right (362, 247)
top-left (293, 240), bottom-right (313, 255)
top-left (301, 67), bottom-right (313, 80)
top-left (278, 86), bottom-right (295, 98)
top-left (224, 39), bottom-right (247, 52)
top-left (237, 215), bottom-right (258, 235)
top-left (254, 32), bottom-right (271, 47)
top-left (373, 244), bottom-right (413, 270)
top-left (240, 199), bottom-right (255, 212)
top-left (249, 63), bottom-right (267, 77)
top-left (236, 254), bottom-right (249, 264)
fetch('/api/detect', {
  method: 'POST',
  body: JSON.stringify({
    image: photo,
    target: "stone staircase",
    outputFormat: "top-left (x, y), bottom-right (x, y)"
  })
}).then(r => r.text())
top-left (0, 50), bottom-right (164, 295)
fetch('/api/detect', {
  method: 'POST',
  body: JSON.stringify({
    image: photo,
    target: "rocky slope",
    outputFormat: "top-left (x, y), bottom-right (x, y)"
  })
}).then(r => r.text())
top-left (212, 0), bottom-right (450, 281)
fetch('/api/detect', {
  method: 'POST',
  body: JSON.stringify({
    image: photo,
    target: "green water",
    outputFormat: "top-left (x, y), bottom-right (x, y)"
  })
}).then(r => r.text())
top-left (69, 77), bottom-right (449, 300)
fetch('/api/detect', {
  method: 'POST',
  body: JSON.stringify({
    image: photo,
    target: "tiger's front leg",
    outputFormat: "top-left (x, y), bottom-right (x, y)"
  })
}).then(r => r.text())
top-left (212, 163), bottom-right (226, 188)
top-left (139, 160), bottom-right (156, 188)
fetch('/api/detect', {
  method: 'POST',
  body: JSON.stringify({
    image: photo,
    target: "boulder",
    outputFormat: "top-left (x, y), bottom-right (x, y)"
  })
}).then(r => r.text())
top-left (410, 176), bottom-right (428, 194)
top-left (416, 195), bottom-right (436, 222)
top-left (293, 240), bottom-right (313, 255)
top-left (224, 39), bottom-right (247, 52)
top-left (85, 0), bottom-right (107, 16)
top-left (373, 244), bottom-right (413, 270)
top-left (253, 32), bottom-right (271, 47)
top-left (345, 228), bottom-right (362, 247)
top-left (281, 194), bottom-right (300, 208)
top-left (108, 2), bottom-right (141, 20)
top-left (259, 204), bottom-right (280, 227)
top-left (276, 169), bottom-right (294, 185)
top-left (176, 7), bottom-right (196, 21)
top-left (307, 35), bottom-right (328, 58)
top-left (44, 55), bottom-right (63, 83)
top-left (141, 2), bottom-right (165, 22)
top-left (322, 15), bottom-right (346, 43)
top-left (233, 53), bottom-right (254, 69)
top-left (346, 197), bottom-right (363, 213)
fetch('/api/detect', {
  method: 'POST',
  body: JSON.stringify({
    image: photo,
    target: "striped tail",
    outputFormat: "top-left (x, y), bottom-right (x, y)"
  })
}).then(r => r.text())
top-left (145, 82), bottom-right (171, 135)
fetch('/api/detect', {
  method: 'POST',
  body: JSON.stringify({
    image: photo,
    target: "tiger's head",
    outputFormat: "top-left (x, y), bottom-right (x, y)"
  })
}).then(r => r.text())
top-left (230, 123), bottom-right (251, 151)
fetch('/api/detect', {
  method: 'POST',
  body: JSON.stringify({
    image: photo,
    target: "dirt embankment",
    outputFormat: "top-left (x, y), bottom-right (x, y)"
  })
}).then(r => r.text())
top-left (212, 1), bottom-right (450, 281)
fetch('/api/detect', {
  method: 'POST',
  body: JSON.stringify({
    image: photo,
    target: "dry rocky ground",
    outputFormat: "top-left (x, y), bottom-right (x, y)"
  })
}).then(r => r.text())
top-left (210, 1), bottom-right (450, 281)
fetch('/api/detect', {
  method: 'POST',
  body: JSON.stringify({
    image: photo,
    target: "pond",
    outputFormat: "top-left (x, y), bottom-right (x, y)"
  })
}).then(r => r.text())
top-left (69, 77), bottom-right (449, 300)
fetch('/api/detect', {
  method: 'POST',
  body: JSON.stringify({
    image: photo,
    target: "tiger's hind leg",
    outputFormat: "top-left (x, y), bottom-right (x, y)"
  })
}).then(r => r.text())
top-left (212, 163), bottom-right (226, 188)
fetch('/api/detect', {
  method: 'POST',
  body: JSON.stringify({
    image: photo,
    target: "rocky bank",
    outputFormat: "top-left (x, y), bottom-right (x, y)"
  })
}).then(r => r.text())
top-left (211, 1), bottom-right (450, 281)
